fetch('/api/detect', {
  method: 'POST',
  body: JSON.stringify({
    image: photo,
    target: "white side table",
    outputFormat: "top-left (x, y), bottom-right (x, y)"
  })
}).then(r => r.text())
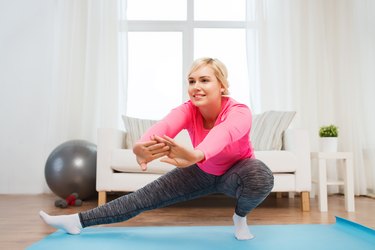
top-left (310, 152), bottom-right (355, 212)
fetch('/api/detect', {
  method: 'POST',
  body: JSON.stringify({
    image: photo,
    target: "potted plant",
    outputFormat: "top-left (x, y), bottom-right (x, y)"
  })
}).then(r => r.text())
top-left (319, 124), bottom-right (338, 152)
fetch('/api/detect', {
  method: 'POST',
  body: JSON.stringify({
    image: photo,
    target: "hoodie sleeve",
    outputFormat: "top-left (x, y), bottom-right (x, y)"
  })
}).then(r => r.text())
top-left (138, 102), bottom-right (192, 143)
top-left (195, 104), bottom-right (251, 161)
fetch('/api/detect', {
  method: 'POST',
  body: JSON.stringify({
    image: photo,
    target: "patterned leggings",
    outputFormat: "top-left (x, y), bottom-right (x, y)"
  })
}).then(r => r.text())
top-left (79, 158), bottom-right (274, 227)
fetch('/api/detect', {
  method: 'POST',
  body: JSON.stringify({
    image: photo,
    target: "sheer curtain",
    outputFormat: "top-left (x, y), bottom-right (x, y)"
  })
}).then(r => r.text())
top-left (247, 0), bottom-right (375, 195)
top-left (45, 0), bottom-right (120, 154)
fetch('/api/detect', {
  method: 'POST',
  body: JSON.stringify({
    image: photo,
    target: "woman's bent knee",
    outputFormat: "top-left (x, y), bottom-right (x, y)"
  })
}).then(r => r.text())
top-left (237, 159), bottom-right (274, 195)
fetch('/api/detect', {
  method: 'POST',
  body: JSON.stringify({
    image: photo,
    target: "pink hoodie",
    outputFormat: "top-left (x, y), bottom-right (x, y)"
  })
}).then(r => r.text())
top-left (139, 97), bottom-right (254, 175)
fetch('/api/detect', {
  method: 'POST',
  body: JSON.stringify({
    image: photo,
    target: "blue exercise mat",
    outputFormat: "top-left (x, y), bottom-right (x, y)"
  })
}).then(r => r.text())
top-left (28, 217), bottom-right (375, 250)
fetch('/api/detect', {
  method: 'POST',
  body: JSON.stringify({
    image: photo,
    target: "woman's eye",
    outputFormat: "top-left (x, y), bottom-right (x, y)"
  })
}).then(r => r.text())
top-left (188, 80), bottom-right (195, 85)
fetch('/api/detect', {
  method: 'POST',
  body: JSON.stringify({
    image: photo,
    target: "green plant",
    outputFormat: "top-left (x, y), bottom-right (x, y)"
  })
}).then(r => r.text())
top-left (319, 124), bottom-right (338, 137)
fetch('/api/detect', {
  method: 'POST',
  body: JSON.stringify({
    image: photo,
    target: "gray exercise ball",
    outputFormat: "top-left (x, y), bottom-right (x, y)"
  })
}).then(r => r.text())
top-left (45, 140), bottom-right (97, 200)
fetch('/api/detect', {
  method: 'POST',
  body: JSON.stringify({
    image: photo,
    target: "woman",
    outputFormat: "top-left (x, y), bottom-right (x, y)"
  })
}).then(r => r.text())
top-left (40, 58), bottom-right (274, 240)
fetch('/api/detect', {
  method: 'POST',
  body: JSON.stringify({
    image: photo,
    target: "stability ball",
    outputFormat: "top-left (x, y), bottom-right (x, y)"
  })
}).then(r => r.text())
top-left (45, 140), bottom-right (97, 200)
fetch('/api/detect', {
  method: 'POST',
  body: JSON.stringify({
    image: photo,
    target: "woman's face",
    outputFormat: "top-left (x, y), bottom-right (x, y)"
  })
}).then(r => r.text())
top-left (188, 65), bottom-right (224, 108)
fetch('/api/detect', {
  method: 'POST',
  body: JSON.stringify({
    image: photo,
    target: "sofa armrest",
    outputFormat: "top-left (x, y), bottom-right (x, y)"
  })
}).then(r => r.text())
top-left (96, 128), bottom-right (127, 191)
top-left (283, 128), bottom-right (311, 192)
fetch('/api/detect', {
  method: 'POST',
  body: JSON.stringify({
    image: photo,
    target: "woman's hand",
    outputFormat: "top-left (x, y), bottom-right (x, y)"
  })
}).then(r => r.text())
top-left (133, 140), bottom-right (170, 171)
top-left (153, 135), bottom-right (205, 168)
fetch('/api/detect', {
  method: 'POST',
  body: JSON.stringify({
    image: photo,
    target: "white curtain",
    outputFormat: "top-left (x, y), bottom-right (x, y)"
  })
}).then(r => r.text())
top-left (42, 0), bottom-right (122, 194)
top-left (247, 0), bottom-right (375, 195)
top-left (45, 0), bottom-right (120, 154)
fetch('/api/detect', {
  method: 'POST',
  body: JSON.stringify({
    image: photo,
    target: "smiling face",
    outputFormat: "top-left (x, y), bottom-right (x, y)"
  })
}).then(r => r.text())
top-left (188, 65), bottom-right (224, 108)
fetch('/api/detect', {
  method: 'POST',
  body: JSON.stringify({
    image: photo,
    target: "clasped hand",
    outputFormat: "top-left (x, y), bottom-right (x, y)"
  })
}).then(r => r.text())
top-left (133, 135), bottom-right (204, 171)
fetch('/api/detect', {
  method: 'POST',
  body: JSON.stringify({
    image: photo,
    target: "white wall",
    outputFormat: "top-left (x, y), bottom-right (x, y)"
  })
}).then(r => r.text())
top-left (0, 0), bottom-right (56, 193)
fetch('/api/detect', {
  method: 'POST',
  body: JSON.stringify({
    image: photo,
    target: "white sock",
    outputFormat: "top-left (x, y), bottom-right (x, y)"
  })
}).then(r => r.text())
top-left (39, 210), bottom-right (82, 235)
top-left (232, 213), bottom-right (254, 240)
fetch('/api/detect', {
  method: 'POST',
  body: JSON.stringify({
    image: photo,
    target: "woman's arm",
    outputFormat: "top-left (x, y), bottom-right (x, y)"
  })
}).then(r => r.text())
top-left (134, 102), bottom-right (192, 170)
top-left (138, 103), bottom-right (191, 143)
top-left (153, 135), bottom-right (205, 168)
top-left (196, 105), bottom-right (251, 161)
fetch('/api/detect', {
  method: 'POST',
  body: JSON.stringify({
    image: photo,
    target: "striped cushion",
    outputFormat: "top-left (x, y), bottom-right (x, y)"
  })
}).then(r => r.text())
top-left (250, 111), bottom-right (296, 150)
top-left (122, 116), bottom-right (158, 148)
top-left (123, 111), bottom-right (295, 151)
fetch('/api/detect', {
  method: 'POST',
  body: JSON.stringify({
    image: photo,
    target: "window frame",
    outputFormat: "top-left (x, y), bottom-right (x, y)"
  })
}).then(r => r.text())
top-left (119, 0), bottom-right (255, 109)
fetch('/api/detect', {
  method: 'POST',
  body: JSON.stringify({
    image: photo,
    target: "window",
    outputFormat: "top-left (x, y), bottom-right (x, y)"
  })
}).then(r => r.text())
top-left (126, 32), bottom-right (182, 119)
top-left (119, 0), bottom-right (253, 119)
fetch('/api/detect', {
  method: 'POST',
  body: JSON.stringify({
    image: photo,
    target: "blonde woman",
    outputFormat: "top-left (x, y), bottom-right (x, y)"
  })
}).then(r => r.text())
top-left (40, 58), bottom-right (274, 240)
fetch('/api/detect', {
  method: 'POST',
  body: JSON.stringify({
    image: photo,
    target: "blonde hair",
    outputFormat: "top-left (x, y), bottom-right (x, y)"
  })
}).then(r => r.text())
top-left (188, 57), bottom-right (230, 95)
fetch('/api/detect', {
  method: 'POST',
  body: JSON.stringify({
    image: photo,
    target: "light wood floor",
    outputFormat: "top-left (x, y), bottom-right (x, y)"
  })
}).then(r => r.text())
top-left (1, 193), bottom-right (375, 250)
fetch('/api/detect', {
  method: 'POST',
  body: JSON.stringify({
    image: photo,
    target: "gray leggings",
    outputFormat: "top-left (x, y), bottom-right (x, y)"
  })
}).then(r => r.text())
top-left (79, 158), bottom-right (274, 228)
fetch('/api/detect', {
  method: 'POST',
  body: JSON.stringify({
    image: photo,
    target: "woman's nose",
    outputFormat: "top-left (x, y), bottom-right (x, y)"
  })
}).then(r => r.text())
top-left (193, 82), bottom-right (201, 89)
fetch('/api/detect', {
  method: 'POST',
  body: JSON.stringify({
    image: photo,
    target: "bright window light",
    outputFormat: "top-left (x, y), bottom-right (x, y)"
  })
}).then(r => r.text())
top-left (121, 0), bottom-right (256, 119)
top-left (194, 0), bottom-right (246, 21)
top-left (127, 0), bottom-right (186, 20)
top-left (127, 32), bottom-right (183, 119)
top-left (194, 28), bottom-right (250, 106)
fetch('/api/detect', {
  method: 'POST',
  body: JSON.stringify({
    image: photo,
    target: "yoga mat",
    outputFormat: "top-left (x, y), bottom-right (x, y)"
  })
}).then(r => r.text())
top-left (28, 217), bottom-right (375, 250)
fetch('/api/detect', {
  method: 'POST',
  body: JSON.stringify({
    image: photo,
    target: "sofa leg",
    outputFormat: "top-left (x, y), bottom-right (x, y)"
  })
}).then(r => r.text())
top-left (98, 191), bottom-right (107, 206)
top-left (301, 191), bottom-right (310, 212)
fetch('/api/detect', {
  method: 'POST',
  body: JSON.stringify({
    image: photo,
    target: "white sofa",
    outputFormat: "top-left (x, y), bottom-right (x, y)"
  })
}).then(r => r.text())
top-left (96, 127), bottom-right (311, 211)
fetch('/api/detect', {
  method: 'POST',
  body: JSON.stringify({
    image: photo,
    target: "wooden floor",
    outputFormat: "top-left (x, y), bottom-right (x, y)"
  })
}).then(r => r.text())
top-left (1, 193), bottom-right (375, 250)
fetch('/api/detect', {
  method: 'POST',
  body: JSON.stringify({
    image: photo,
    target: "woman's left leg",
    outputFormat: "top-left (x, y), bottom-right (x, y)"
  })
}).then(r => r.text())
top-left (216, 158), bottom-right (274, 239)
top-left (39, 165), bottom-right (217, 234)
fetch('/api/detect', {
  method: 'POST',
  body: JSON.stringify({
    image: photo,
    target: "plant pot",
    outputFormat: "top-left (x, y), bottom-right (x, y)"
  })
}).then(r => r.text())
top-left (319, 137), bottom-right (338, 152)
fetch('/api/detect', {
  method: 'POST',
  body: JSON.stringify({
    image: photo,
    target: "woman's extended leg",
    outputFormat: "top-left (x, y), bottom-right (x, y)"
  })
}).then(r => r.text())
top-left (217, 158), bottom-right (274, 240)
top-left (40, 165), bottom-right (216, 233)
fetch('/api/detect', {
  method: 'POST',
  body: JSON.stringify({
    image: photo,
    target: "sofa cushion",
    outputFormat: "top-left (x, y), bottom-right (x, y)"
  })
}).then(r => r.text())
top-left (112, 149), bottom-right (297, 174)
top-left (250, 111), bottom-right (296, 150)
top-left (111, 149), bottom-right (175, 174)
top-left (122, 116), bottom-right (193, 149)
top-left (124, 111), bottom-right (295, 151)
top-left (122, 116), bottom-right (158, 148)
top-left (111, 130), bottom-right (192, 174)
top-left (255, 151), bottom-right (297, 173)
